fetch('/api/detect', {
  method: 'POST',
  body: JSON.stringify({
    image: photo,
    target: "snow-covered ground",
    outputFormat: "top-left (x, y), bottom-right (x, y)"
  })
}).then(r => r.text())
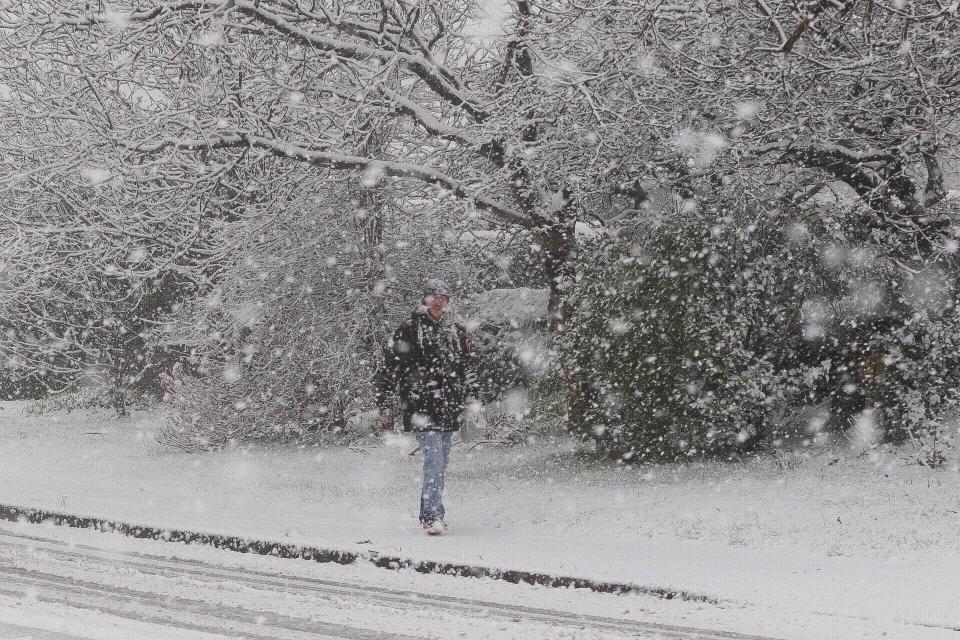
top-left (1, 401), bottom-right (958, 639)
top-left (0, 521), bottom-right (667, 640)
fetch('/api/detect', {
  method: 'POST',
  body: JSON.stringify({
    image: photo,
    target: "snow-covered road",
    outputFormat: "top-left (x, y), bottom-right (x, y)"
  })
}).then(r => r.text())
top-left (0, 524), bottom-right (779, 640)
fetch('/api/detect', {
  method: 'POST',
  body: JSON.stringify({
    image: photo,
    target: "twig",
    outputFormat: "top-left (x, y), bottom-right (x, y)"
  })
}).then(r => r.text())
top-left (468, 439), bottom-right (509, 451)
top-left (407, 437), bottom-right (463, 456)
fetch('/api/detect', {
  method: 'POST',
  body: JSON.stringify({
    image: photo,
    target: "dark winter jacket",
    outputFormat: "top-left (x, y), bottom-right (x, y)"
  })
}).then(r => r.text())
top-left (374, 309), bottom-right (472, 432)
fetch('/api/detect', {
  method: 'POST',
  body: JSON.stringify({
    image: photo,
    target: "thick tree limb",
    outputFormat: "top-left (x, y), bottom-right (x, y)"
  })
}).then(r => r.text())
top-left (131, 133), bottom-right (531, 228)
top-left (376, 87), bottom-right (478, 146)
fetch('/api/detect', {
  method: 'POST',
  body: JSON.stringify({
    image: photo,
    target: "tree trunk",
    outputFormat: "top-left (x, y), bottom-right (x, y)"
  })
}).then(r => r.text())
top-left (534, 212), bottom-right (594, 433)
top-left (352, 121), bottom-right (390, 356)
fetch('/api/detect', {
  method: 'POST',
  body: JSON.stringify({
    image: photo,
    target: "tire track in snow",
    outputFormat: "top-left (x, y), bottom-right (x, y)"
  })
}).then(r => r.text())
top-left (0, 527), bottom-right (784, 640)
top-left (0, 621), bottom-right (89, 640)
top-left (0, 561), bottom-right (428, 640)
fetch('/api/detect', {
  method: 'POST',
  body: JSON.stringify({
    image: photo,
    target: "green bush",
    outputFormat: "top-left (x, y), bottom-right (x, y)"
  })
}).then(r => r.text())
top-left (565, 208), bottom-right (803, 459)
top-left (562, 196), bottom-right (960, 463)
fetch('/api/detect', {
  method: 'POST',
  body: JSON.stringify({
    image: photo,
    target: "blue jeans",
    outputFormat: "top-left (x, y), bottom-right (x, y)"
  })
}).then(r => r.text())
top-left (416, 431), bottom-right (453, 523)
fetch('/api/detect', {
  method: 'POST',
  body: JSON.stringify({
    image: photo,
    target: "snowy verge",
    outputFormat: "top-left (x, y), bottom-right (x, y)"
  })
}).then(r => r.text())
top-left (0, 501), bottom-right (715, 603)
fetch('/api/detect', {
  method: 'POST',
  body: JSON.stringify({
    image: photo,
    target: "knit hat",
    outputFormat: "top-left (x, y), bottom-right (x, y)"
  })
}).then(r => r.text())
top-left (422, 278), bottom-right (452, 300)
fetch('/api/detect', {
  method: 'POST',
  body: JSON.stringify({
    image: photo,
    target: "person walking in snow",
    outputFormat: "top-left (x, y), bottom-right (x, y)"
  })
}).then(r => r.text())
top-left (374, 279), bottom-right (472, 536)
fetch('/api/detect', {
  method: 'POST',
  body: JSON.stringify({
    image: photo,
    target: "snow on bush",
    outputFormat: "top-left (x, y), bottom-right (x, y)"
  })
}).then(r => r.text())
top-left (159, 198), bottom-right (465, 450)
top-left (562, 195), bottom-right (960, 464)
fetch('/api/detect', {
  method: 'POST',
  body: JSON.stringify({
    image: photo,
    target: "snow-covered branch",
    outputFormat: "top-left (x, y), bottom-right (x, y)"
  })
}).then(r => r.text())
top-left (132, 133), bottom-right (530, 228)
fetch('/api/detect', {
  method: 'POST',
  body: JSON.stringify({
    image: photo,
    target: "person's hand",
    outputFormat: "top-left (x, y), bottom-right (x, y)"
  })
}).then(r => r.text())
top-left (377, 409), bottom-right (394, 430)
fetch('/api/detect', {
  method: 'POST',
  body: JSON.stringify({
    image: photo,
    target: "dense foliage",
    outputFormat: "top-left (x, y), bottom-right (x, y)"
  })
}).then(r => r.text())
top-left (563, 193), bottom-right (960, 462)
top-left (159, 192), bottom-right (468, 449)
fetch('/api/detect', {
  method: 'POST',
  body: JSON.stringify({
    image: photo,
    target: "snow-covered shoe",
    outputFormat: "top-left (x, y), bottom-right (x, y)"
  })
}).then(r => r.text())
top-left (422, 520), bottom-right (445, 536)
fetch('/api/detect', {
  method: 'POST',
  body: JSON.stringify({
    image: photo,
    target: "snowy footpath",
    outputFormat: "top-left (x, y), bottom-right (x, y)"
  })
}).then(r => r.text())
top-left (0, 401), bottom-right (958, 639)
